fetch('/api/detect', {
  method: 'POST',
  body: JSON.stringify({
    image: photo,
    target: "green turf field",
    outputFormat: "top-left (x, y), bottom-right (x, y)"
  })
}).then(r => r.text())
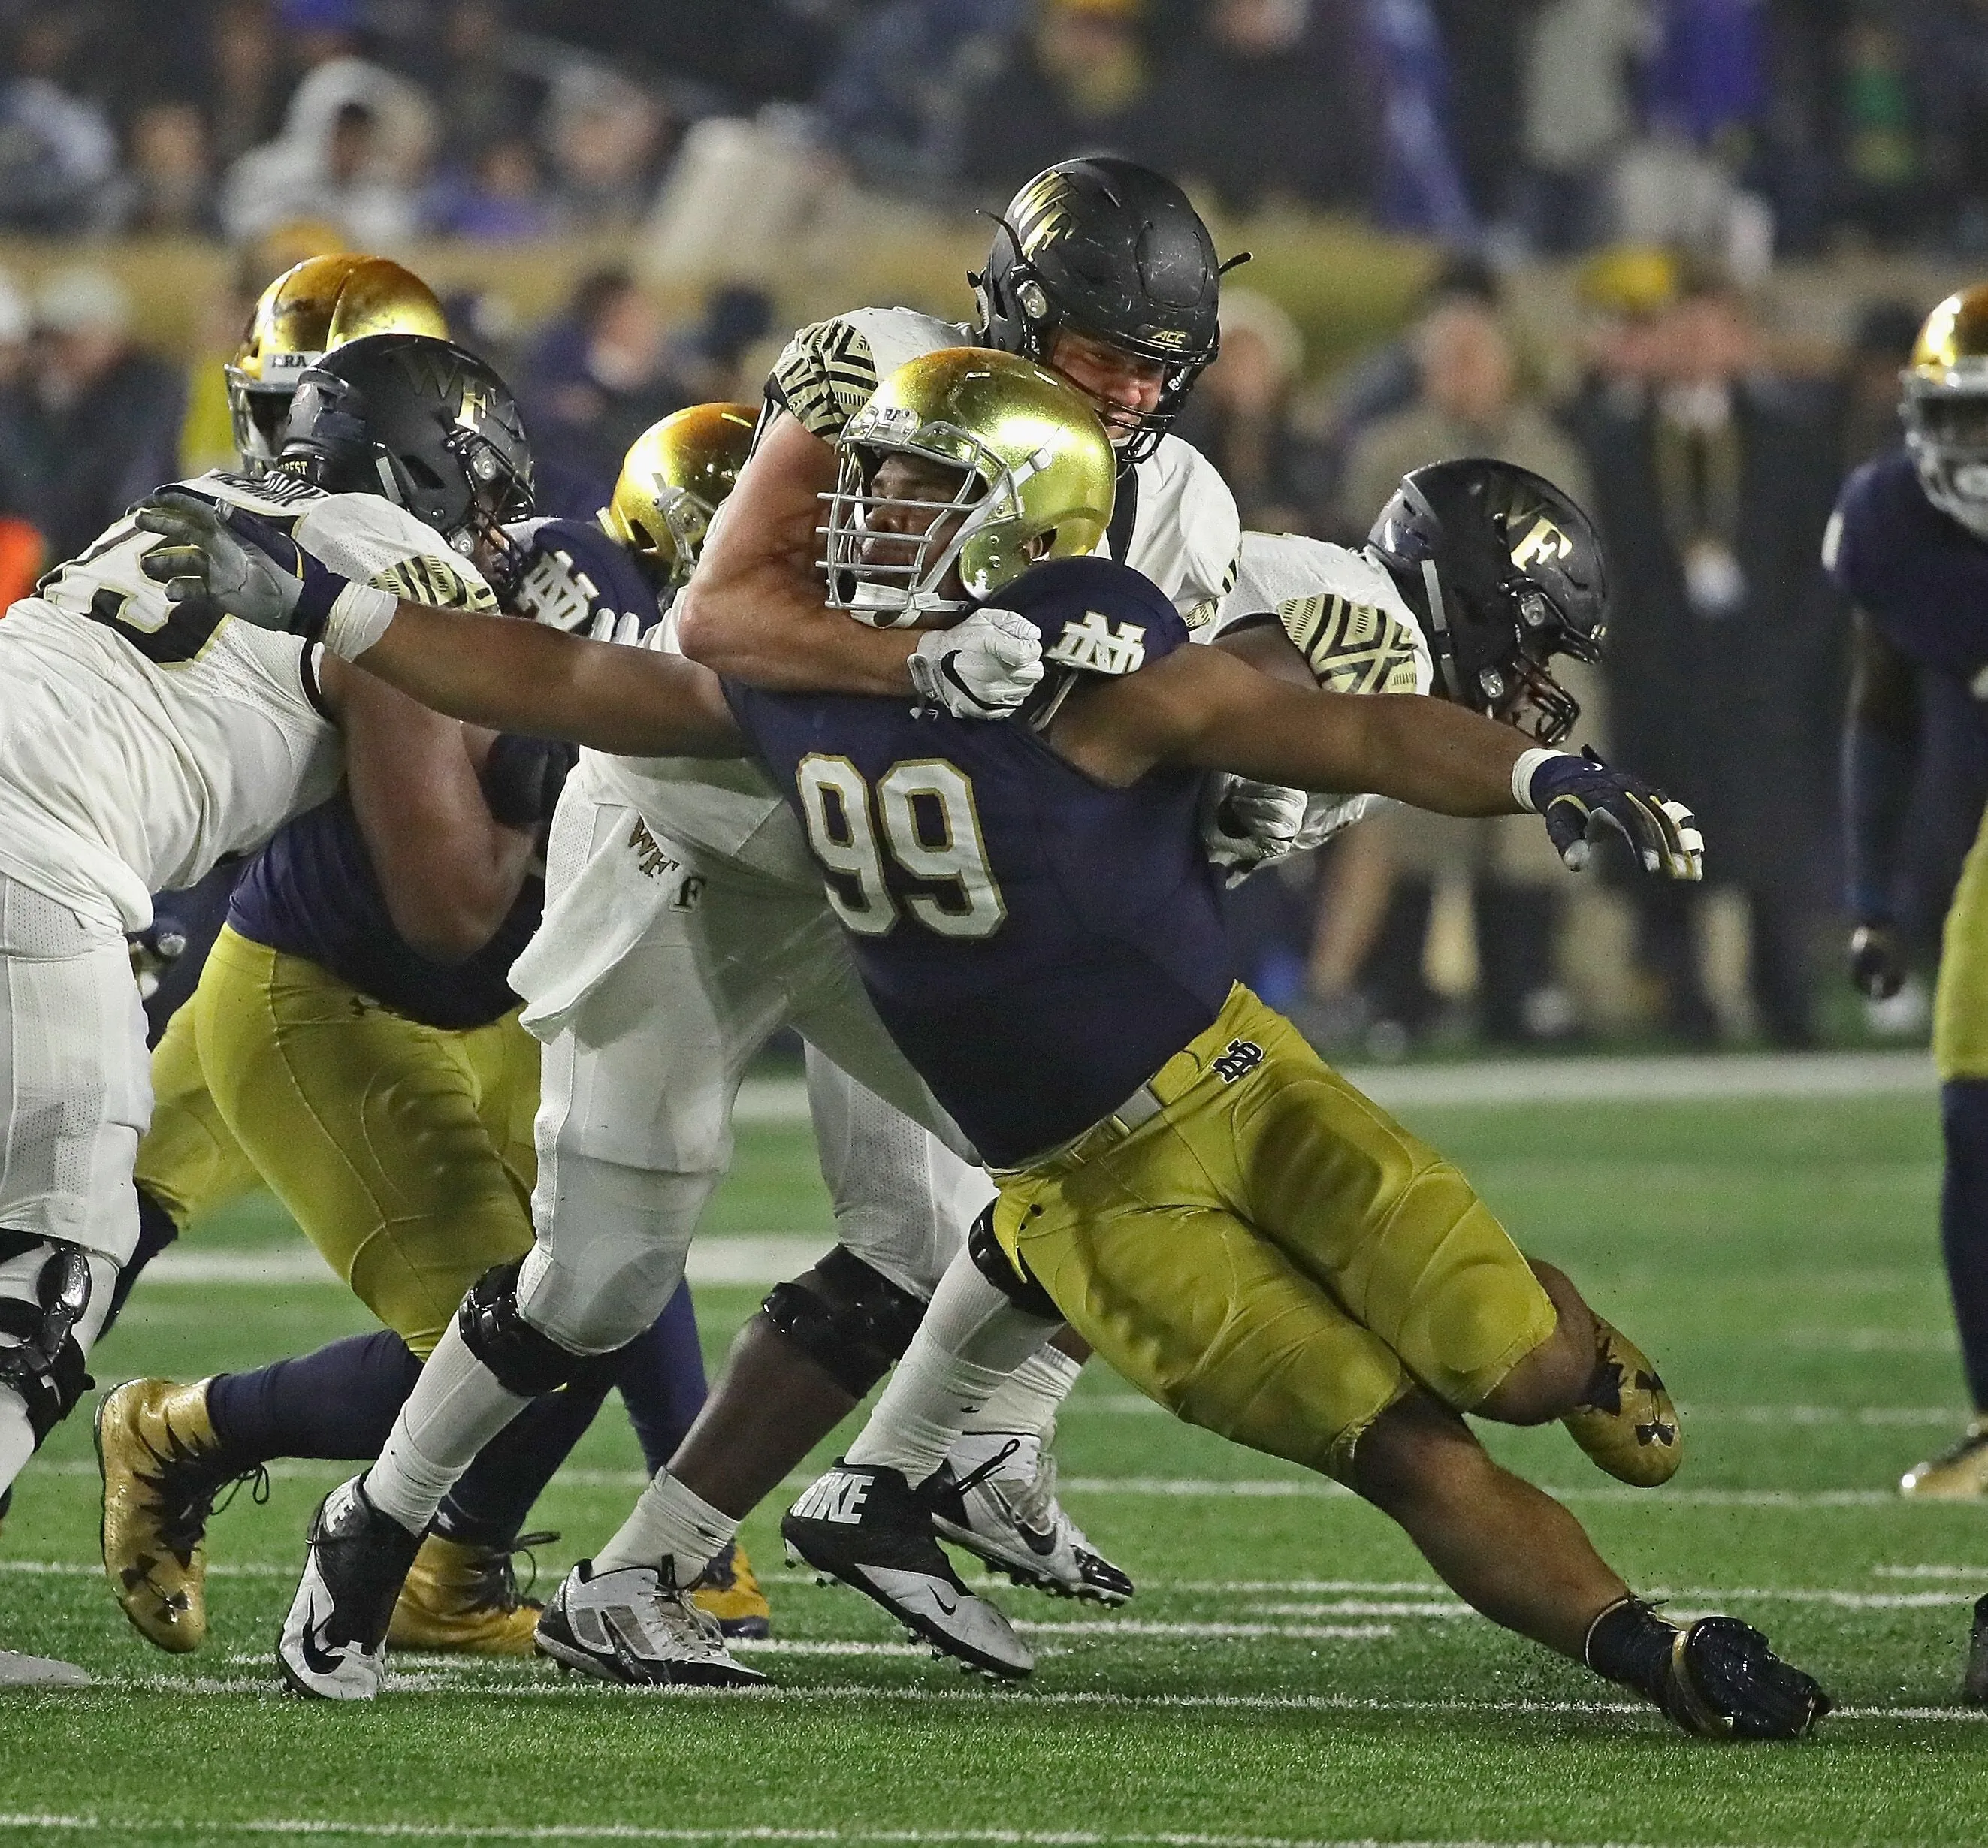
top-left (4, 1079), bottom-right (1988, 1847)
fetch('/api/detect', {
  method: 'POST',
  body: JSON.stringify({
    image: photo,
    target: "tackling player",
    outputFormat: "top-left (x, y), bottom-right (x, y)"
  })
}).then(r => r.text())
top-left (139, 351), bottom-right (1821, 1737)
top-left (96, 384), bottom-right (770, 1659)
top-left (207, 156), bottom-right (1243, 1692)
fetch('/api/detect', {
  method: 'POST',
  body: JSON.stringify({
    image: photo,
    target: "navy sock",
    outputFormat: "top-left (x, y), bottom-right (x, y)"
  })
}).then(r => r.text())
top-left (98, 1183), bottom-right (183, 1339)
top-left (436, 1375), bottom-right (614, 1550)
top-left (1940, 1080), bottom-right (1988, 1409)
top-left (206, 1329), bottom-right (423, 1469)
top-left (615, 1279), bottom-right (710, 1475)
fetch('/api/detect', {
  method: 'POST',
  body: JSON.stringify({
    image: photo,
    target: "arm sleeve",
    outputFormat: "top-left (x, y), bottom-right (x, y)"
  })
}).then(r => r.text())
top-left (765, 317), bottom-right (882, 442)
top-left (1841, 608), bottom-right (1920, 923)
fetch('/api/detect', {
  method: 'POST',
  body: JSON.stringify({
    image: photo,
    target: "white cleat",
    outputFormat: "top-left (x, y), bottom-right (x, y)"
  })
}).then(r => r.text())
top-left (276, 1475), bottom-right (422, 1702)
top-left (930, 1430), bottom-right (1133, 1605)
top-left (534, 1559), bottom-right (766, 1688)
top-left (0, 1650), bottom-right (90, 1689)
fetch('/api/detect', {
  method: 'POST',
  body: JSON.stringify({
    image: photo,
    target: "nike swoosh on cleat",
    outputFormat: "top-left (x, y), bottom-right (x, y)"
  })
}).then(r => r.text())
top-left (298, 1624), bottom-right (343, 1680)
top-left (983, 1484), bottom-right (1060, 1556)
top-left (931, 1587), bottom-right (959, 1615)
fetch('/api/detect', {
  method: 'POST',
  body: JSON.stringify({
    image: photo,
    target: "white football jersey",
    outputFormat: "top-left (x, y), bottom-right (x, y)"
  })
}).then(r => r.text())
top-left (0, 470), bottom-right (495, 932)
top-left (588, 304), bottom-right (1243, 874)
top-left (1211, 531), bottom-right (1434, 845)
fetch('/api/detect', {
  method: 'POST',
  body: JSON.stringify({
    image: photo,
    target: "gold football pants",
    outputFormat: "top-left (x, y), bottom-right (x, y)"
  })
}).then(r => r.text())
top-left (992, 984), bottom-right (1557, 1481)
top-left (133, 926), bottom-right (538, 1357)
top-left (1935, 802), bottom-right (1988, 1082)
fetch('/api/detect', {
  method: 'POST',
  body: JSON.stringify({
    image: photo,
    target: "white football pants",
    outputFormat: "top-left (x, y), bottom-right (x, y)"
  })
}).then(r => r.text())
top-left (0, 874), bottom-right (148, 1490)
top-left (517, 793), bottom-right (994, 1355)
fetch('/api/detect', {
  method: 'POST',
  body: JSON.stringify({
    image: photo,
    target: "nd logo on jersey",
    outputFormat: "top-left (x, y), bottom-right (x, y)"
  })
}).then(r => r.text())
top-left (1045, 610), bottom-right (1146, 675)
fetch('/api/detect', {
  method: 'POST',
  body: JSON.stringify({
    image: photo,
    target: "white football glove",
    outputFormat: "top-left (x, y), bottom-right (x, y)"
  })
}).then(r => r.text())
top-left (584, 608), bottom-right (648, 647)
top-left (907, 608), bottom-right (1044, 720)
top-left (1199, 775), bottom-right (1309, 888)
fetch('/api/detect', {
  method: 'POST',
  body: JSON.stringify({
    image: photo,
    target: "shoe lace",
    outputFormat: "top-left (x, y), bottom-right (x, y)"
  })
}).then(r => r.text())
top-left (651, 1563), bottom-right (728, 1650)
top-left (137, 1420), bottom-right (268, 1565)
top-left (463, 1529), bottom-right (558, 1613)
top-left (923, 1436), bottom-right (1021, 1511)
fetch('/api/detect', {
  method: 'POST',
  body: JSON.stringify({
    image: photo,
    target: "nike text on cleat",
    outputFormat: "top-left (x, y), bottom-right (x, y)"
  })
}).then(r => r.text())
top-left (1899, 1416), bottom-right (1988, 1498)
top-left (1562, 1320), bottom-right (1682, 1487)
top-left (929, 1430), bottom-right (1134, 1606)
top-left (782, 1460), bottom-right (1035, 1679)
top-left (533, 1559), bottom-right (766, 1687)
top-left (276, 1474), bottom-right (423, 1701)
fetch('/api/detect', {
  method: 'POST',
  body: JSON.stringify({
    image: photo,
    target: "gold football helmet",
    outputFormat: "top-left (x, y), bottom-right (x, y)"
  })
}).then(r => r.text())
top-left (1903, 284), bottom-right (1988, 539)
top-left (226, 255), bottom-right (447, 471)
top-left (822, 346), bottom-right (1115, 628)
top-left (600, 403), bottom-right (757, 587)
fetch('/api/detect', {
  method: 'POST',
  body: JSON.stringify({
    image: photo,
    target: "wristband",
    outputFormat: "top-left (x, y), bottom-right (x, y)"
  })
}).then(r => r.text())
top-left (321, 582), bottom-right (401, 661)
top-left (1511, 747), bottom-right (1567, 812)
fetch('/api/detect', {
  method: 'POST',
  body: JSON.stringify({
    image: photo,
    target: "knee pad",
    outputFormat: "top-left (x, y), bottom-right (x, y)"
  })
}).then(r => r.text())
top-left (0, 1240), bottom-right (95, 1448)
top-left (761, 1243), bottom-right (926, 1397)
top-left (967, 1204), bottom-right (1062, 1322)
top-left (457, 1258), bottom-right (622, 1398)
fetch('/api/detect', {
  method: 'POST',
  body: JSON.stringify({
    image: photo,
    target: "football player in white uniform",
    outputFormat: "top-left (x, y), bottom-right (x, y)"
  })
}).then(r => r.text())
top-left (783, 467), bottom-right (1618, 1674)
top-left (0, 330), bottom-right (528, 1683)
top-left (155, 157), bottom-right (1239, 1699)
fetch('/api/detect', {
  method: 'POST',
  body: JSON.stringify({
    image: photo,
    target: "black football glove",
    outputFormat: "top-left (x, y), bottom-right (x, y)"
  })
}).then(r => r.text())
top-left (1847, 921), bottom-right (1908, 1000)
top-left (1524, 747), bottom-right (1703, 882)
top-left (481, 734), bottom-right (579, 829)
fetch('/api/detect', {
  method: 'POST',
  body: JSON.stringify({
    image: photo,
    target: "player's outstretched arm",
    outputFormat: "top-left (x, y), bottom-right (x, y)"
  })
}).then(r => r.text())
top-left (134, 490), bottom-right (742, 758)
top-left (672, 411), bottom-right (922, 696)
top-left (1066, 645), bottom-right (1702, 880)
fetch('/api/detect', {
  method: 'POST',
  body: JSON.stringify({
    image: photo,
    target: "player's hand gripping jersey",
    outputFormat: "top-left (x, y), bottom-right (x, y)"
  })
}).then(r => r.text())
top-left (0, 470), bottom-right (491, 932)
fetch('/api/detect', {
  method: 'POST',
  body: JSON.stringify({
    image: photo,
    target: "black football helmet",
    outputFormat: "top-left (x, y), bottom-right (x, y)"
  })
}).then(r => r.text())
top-left (1367, 458), bottom-right (1607, 747)
top-left (972, 157), bottom-right (1234, 464)
top-left (278, 332), bottom-right (535, 591)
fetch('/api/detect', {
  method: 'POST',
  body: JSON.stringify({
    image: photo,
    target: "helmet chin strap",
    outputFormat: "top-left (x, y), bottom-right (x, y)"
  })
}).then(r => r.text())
top-left (1418, 557), bottom-right (1470, 704)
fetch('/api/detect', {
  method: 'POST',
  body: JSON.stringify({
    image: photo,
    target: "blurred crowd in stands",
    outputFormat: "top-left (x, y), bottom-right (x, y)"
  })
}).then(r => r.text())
top-left (0, 0), bottom-right (1977, 1056)
top-left (4, 1), bottom-right (1988, 257)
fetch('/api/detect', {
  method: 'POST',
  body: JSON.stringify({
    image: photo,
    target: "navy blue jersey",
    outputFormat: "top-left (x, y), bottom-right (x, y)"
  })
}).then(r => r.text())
top-left (228, 791), bottom-right (542, 1030)
top-left (507, 515), bottom-right (665, 638)
top-left (728, 557), bottom-right (1236, 1167)
top-left (1827, 449), bottom-right (1988, 681)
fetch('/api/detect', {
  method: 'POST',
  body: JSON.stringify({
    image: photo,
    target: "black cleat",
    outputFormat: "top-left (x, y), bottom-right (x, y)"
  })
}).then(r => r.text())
top-left (276, 1475), bottom-right (423, 1700)
top-left (1964, 1595), bottom-right (1988, 1705)
top-left (783, 1459), bottom-right (1034, 1679)
top-left (1659, 1617), bottom-right (1833, 1740)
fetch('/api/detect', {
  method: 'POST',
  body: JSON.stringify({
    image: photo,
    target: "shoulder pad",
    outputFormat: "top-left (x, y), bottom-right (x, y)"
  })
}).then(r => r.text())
top-left (996, 555), bottom-right (1188, 677)
top-left (295, 492), bottom-right (497, 612)
top-left (203, 467), bottom-right (328, 515)
top-left (1126, 436), bottom-right (1240, 627)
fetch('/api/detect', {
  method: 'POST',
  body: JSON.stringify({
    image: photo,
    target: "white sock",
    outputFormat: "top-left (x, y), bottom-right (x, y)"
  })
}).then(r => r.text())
top-left (594, 1469), bottom-right (738, 1586)
top-left (365, 1323), bottom-right (531, 1537)
top-left (0, 1390), bottom-right (35, 1499)
top-left (845, 1248), bottom-right (1062, 1482)
top-left (965, 1345), bottom-right (1083, 1438)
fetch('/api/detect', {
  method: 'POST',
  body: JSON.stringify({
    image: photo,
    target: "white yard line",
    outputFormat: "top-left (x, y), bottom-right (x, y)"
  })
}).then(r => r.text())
top-left (0, 1817), bottom-right (1696, 1848)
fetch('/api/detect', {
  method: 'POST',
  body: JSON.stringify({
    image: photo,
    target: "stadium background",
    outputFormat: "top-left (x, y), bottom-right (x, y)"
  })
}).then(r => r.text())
top-left (5, 2), bottom-right (1988, 1843)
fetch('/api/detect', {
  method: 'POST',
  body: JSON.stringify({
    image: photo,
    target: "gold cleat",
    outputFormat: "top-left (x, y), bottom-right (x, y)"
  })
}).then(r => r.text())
top-left (691, 1539), bottom-right (771, 1639)
top-left (385, 1532), bottom-right (548, 1655)
top-left (1562, 1319), bottom-right (1682, 1487)
top-left (1899, 1417), bottom-right (1988, 1498)
top-left (95, 1377), bottom-right (259, 1653)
